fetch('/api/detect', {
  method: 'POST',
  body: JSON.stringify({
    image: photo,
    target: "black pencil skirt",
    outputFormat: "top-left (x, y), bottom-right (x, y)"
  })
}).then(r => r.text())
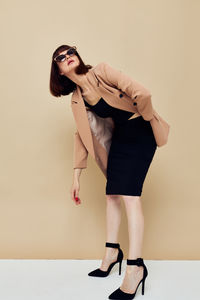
top-left (105, 116), bottom-right (157, 196)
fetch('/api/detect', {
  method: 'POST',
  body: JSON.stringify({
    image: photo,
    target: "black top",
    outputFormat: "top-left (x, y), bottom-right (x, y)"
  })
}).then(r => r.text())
top-left (83, 97), bottom-right (134, 125)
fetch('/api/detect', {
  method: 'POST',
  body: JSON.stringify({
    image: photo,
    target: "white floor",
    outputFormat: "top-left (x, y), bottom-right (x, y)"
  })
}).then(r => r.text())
top-left (0, 259), bottom-right (199, 300)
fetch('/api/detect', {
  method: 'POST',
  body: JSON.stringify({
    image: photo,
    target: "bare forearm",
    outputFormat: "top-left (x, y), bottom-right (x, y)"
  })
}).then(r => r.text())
top-left (73, 168), bottom-right (83, 182)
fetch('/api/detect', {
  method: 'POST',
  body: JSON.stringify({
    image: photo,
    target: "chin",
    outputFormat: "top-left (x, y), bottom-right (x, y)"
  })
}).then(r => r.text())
top-left (69, 61), bottom-right (78, 68)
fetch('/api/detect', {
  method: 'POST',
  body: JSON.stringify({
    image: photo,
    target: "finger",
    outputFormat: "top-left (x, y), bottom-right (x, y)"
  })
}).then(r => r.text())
top-left (71, 189), bottom-right (75, 201)
top-left (75, 196), bottom-right (80, 203)
top-left (73, 189), bottom-right (77, 201)
top-left (75, 190), bottom-right (81, 204)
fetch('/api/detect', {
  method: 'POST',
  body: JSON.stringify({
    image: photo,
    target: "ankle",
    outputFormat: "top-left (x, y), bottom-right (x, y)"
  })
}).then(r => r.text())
top-left (104, 248), bottom-right (118, 258)
top-left (126, 265), bottom-right (143, 274)
top-left (105, 247), bottom-right (118, 254)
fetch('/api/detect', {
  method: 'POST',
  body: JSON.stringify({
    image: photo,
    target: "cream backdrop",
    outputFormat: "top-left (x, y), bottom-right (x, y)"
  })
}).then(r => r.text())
top-left (0, 0), bottom-right (199, 259)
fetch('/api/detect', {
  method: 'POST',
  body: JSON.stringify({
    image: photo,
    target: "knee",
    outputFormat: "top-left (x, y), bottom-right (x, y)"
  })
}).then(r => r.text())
top-left (106, 194), bottom-right (121, 203)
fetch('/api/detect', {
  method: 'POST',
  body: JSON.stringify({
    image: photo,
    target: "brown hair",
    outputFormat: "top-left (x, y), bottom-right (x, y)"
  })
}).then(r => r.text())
top-left (49, 45), bottom-right (93, 97)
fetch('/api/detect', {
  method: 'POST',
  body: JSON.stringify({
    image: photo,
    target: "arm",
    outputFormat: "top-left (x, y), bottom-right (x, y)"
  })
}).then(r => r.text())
top-left (73, 130), bottom-right (88, 170)
top-left (70, 131), bottom-right (88, 205)
top-left (99, 62), bottom-right (154, 121)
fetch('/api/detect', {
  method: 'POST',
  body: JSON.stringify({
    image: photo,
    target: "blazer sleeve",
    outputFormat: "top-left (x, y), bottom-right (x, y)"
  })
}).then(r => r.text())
top-left (73, 130), bottom-right (88, 169)
top-left (99, 62), bottom-right (154, 121)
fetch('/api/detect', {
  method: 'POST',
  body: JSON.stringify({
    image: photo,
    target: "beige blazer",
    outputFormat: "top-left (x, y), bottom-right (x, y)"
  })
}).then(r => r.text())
top-left (71, 62), bottom-right (165, 178)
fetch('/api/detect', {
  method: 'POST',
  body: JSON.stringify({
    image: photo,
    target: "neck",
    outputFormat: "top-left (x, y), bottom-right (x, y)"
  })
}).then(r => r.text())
top-left (64, 69), bottom-right (91, 93)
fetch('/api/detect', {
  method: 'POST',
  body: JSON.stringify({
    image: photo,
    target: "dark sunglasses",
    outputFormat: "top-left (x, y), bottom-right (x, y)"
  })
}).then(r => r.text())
top-left (54, 46), bottom-right (77, 62)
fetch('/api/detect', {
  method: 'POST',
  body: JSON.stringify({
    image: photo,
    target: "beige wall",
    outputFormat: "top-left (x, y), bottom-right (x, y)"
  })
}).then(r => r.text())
top-left (0, 0), bottom-right (199, 259)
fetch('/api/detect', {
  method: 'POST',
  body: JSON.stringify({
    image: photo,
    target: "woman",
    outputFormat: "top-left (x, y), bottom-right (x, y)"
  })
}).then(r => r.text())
top-left (50, 45), bottom-right (158, 299)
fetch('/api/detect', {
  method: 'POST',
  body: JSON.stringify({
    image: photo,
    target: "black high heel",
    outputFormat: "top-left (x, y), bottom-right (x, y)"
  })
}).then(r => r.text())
top-left (108, 257), bottom-right (148, 299)
top-left (88, 242), bottom-right (124, 277)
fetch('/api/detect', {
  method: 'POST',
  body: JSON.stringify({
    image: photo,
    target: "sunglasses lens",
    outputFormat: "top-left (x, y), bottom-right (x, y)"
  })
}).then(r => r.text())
top-left (67, 48), bottom-right (76, 55)
top-left (55, 55), bottom-right (66, 62)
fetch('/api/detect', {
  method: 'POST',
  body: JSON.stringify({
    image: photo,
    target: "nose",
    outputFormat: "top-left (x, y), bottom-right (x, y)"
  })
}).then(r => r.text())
top-left (66, 52), bottom-right (73, 59)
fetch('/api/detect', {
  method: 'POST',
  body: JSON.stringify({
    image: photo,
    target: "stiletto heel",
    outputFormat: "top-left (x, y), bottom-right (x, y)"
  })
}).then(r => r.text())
top-left (88, 242), bottom-right (124, 277)
top-left (108, 257), bottom-right (148, 299)
top-left (142, 277), bottom-right (146, 295)
top-left (119, 260), bottom-right (122, 275)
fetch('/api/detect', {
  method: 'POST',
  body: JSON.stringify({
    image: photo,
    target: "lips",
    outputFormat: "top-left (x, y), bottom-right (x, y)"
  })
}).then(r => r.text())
top-left (68, 59), bottom-right (74, 65)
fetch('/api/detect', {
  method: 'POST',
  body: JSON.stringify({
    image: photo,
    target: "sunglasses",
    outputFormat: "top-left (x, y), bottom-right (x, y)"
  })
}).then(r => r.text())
top-left (54, 46), bottom-right (77, 62)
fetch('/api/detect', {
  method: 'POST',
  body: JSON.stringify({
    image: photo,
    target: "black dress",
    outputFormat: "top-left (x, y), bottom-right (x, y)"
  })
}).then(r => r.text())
top-left (83, 97), bottom-right (157, 196)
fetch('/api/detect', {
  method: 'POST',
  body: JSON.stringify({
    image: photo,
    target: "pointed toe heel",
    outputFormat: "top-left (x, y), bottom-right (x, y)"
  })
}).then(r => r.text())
top-left (108, 257), bottom-right (148, 299)
top-left (88, 242), bottom-right (124, 277)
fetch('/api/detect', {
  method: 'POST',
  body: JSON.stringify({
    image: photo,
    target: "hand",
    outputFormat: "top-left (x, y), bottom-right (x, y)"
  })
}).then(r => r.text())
top-left (70, 180), bottom-right (81, 205)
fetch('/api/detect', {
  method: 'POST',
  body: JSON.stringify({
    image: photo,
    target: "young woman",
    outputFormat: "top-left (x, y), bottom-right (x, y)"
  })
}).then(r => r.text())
top-left (50, 45), bottom-right (158, 299)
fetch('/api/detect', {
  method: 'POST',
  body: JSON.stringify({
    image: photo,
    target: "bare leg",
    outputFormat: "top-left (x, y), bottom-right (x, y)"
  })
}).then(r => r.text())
top-left (120, 195), bottom-right (144, 293)
top-left (100, 194), bottom-right (122, 271)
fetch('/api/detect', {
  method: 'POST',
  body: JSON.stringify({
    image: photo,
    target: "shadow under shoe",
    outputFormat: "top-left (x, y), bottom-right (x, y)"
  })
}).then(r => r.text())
top-left (88, 242), bottom-right (124, 277)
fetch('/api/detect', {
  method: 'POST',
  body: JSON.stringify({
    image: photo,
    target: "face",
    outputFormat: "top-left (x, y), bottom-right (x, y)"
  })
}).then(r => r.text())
top-left (55, 48), bottom-right (80, 75)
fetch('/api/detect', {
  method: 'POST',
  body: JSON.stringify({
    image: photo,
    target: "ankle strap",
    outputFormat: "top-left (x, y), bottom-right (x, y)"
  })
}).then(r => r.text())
top-left (105, 242), bottom-right (120, 249)
top-left (127, 258), bottom-right (144, 266)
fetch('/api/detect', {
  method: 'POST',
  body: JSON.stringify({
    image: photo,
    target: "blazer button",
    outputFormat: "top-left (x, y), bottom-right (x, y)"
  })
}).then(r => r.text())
top-left (133, 102), bottom-right (137, 105)
top-left (119, 93), bottom-right (123, 98)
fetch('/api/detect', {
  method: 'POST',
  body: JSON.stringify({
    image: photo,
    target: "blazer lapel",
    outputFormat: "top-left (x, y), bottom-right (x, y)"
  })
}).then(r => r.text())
top-left (70, 67), bottom-right (114, 160)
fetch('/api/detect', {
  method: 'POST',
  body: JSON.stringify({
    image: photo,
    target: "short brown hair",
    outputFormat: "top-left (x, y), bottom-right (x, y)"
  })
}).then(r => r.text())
top-left (49, 44), bottom-right (93, 97)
